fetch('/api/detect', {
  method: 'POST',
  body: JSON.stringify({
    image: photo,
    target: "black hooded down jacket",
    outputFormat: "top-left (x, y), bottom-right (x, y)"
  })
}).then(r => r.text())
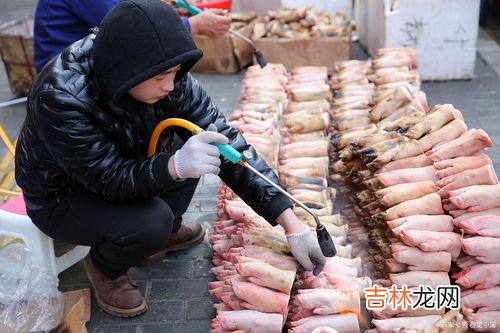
top-left (15, 0), bottom-right (292, 225)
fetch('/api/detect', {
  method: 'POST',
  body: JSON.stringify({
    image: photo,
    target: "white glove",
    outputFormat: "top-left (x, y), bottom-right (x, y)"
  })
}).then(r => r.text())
top-left (287, 228), bottom-right (326, 273)
top-left (173, 124), bottom-right (228, 178)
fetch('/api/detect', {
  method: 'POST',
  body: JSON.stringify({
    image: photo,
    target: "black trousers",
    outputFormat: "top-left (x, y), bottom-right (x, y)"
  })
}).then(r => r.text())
top-left (27, 178), bottom-right (199, 278)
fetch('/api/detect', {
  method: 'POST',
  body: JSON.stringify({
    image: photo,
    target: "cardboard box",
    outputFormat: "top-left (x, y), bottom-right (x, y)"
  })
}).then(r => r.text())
top-left (0, 16), bottom-right (36, 96)
top-left (255, 36), bottom-right (351, 73)
top-left (191, 20), bottom-right (256, 73)
top-left (239, 0), bottom-right (353, 19)
top-left (356, 0), bottom-right (480, 80)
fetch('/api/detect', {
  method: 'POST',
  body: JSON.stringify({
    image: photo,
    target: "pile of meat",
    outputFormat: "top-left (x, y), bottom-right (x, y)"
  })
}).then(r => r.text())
top-left (211, 64), bottom-right (292, 333)
top-left (209, 193), bottom-right (297, 333)
top-left (227, 12), bottom-right (258, 30)
top-left (211, 63), bottom-right (375, 332)
top-left (329, 47), bottom-right (498, 331)
top-left (279, 66), bottom-right (370, 333)
top-left (210, 46), bottom-right (499, 332)
top-left (446, 188), bottom-right (500, 323)
top-left (252, 7), bottom-right (354, 40)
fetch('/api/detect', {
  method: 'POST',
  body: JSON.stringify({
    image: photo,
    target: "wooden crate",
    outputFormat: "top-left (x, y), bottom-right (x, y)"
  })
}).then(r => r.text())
top-left (0, 16), bottom-right (36, 96)
top-left (0, 125), bottom-right (21, 204)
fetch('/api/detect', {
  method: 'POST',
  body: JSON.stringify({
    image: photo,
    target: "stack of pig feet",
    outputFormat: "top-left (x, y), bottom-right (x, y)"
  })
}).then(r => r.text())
top-left (447, 186), bottom-right (500, 331)
top-left (209, 194), bottom-right (296, 333)
top-left (425, 122), bottom-right (500, 330)
top-left (286, 254), bottom-right (371, 333)
top-left (210, 49), bottom-right (500, 332)
top-left (273, 65), bottom-right (366, 332)
top-left (229, 63), bottom-right (287, 140)
top-left (328, 58), bottom-right (428, 284)
top-left (211, 66), bottom-right (295, 332)
top-left (369, 186), bottom-right (456, 329)
top-left (326, 50), bottom-right (497, 332)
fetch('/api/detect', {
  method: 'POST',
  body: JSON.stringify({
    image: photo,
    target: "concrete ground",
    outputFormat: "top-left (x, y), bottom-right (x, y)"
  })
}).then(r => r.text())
top-left (1, 1), bottom-right (500, 332)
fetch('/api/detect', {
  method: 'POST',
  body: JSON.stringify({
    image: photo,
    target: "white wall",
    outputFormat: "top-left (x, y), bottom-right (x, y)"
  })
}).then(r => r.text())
top-left (357, 0), bottom-right (480, 80)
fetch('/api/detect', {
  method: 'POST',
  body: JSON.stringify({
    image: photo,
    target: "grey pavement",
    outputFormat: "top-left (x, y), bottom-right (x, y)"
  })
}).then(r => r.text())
top-left (1, 1), bottom-right (500, 332)
top-left (477, 27), bottom-right (500, 76)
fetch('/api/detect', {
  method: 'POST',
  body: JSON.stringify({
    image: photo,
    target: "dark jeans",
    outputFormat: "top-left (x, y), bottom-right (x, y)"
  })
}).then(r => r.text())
top-left (27, 178), bottom-right (199, 278)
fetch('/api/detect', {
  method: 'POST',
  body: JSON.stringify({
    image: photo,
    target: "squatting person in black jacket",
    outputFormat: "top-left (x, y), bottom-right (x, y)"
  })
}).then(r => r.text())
top-left (15, 0), bottom-right (326, 317)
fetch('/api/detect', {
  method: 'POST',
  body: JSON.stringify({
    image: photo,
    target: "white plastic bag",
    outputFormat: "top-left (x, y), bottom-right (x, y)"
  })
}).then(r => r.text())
top-left (0, 237), bottom-right (64, 333)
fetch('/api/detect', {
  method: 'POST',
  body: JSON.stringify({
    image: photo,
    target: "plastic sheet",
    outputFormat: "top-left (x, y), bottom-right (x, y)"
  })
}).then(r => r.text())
top-left (0, 237), bottom-right (64, 333)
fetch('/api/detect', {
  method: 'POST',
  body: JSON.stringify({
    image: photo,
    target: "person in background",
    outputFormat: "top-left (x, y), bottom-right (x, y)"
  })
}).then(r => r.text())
top-left (18, 0), bottom-right (325, 318)
top-left (33, 0), bottom-right (231, 72)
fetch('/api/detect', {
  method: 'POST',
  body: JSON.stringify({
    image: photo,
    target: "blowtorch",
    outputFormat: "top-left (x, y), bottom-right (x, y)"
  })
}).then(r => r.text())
top-left (169, 0), bottom-right (267, 68)
top-left (148, 119), bottom-right (337, 271)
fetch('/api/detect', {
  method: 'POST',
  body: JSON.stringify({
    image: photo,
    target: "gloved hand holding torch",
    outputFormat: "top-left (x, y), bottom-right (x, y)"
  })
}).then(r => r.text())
top-left (157, 121), bottom-right (331, 274)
